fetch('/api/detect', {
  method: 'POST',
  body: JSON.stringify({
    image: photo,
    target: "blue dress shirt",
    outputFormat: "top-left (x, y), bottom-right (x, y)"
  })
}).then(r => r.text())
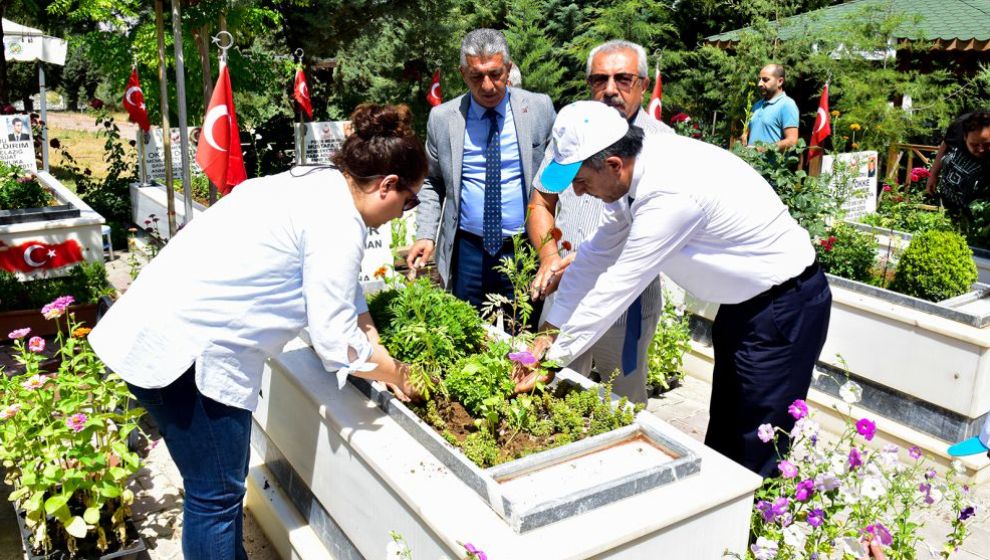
top-left (459, 92), bottom-right (525, 237)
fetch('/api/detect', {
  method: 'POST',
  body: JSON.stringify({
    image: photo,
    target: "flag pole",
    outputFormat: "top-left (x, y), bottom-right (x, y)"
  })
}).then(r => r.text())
top-left (206, 31), bottom-right (233, 205)
top-left (171, 0), bottom-right (194, 226)
top-left (154, 0), bottom-right (177, 238)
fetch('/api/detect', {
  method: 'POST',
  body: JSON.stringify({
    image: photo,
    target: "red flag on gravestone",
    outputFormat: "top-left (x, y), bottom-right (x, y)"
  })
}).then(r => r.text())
top-left (809, 83), bottom-right (831, 160)
top-left (0, 239), bottom-right (85, 274)
top-left (196, 63), bottom-right (247, 195)
top-left (647, 63), bottom-right (662, 121)
top-left (426, 69), bottom-right (442, 107)
top-left (122, 69), bottom-right (150, 132)
top-left (293, 67), bottom-right (313, 119)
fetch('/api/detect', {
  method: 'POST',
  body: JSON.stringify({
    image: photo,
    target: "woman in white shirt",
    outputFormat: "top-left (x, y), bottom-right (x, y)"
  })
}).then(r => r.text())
top-left (89, 104), bottom-right (426, 560)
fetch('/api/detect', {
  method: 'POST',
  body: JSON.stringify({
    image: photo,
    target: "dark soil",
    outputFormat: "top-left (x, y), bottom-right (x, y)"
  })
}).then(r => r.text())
top-left (18, 505), bottom-right (143, 560)
top-left (0, 336), bottom-right (61, 377)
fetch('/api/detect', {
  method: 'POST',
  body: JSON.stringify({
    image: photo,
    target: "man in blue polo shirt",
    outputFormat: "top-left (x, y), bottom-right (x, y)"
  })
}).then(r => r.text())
top-left (745, 64), bottom-right (799, 150)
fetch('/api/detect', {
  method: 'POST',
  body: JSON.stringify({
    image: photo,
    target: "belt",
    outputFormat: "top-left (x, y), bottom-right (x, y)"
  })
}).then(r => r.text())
top-left (458, 229), bottom-right (517, 250)
top-left (767, 261), bottom-right (821, 297)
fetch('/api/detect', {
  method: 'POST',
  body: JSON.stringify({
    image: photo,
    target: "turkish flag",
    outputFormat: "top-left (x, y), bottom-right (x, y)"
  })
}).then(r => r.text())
top-left (293, 67), bottom-right (313, 119)
top-left (426, 69), bottom-right (442, 107)
top-left (195, 63), bottom-right (247, 195)
top-left (809, 84), bottom-right (831, 159)
top-left (0, 239), bottom-right (85, 274)
top-left (647, 64), bottom-right (662, 121)
top-left (122, 69), bottom-right (151, 132)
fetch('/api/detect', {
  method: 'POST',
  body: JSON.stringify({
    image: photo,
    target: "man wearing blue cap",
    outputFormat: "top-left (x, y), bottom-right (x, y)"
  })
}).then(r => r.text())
top-left (516, 100), bottom-right (832, 477)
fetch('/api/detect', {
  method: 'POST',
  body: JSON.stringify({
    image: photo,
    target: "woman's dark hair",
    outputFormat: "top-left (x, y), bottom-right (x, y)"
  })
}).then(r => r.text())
top-left (963, 111), bottom-right (990, 135)
top-left (331, 103), bottom-right (428, 191)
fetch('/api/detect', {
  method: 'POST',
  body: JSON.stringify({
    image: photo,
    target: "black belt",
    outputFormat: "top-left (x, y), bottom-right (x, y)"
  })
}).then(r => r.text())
top-left (457, 229), bottom-right (517, 251)
top-left (768, 261), bottom-right (821, 297)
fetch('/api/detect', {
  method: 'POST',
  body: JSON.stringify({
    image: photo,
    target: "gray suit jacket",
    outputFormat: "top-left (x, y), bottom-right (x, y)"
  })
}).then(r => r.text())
top-left (415, 87), bottom-right (556, 285)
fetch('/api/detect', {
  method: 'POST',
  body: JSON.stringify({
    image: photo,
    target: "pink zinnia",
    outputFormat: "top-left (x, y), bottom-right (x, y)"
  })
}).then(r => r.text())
top-left (21, 374), bottom-right (47, 391)
top-left (66, 413), bottom-right (88, 432)
top-left (0, 403), bottom-right (21, 420)
top-left (27, 336), bottom-right (45, 353)
top-left (7, 327), bottom-right (30, 339)
top-left (41, 295), bottom-right (75, 319)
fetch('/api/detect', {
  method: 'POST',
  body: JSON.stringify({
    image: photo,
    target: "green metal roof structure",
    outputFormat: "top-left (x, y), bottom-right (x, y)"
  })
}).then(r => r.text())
top-left (706, 0), bottom-right (990, 50)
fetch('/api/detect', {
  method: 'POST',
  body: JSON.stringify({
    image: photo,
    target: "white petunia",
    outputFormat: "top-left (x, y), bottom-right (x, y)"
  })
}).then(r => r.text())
top-left (861, 476), bottom-right (887, 500)
top-left (840, 380), bottom-right (862, 404)
top-left (783, 522), bottom-right (809, 550)
top-left (751, 536), bottom-right (779, 560)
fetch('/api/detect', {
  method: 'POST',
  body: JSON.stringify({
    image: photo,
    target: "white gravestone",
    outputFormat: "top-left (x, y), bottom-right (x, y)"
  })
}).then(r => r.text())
top-left (822, 150), bottom-right (879, 220)
top-left (0, 114), bottom-right (37, 172)
top-left (139, 127), bottom-right (201, 184)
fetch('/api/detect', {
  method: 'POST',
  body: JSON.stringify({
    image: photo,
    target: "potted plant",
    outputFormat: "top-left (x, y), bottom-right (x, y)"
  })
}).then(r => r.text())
top-left (0, 162), bottom-right (80, 225)
top-left (0, 297), bottom-right (146, 559)
top-left (646, 295), bottom-right (692, 395)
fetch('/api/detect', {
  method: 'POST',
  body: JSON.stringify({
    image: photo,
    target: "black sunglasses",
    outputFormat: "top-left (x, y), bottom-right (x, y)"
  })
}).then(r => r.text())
top-left (403, 191), bottom-right (421, 212)
top-left (587, 72), bottom-right (644, 91)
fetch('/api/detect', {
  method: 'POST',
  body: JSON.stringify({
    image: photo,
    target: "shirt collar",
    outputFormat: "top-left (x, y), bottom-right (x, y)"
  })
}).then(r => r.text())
top-left (627, 151), bottom-right (645, 203)
top-left (763, 91), bottom-right (787, 105)
top-left (469, 90), bottom-right (510, 120)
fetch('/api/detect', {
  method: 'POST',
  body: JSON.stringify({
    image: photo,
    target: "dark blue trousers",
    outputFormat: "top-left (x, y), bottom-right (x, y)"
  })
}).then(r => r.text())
top-left (705, 263), bottom-right (831, 477)
top-left (451, 229), bottom-right (542, 331)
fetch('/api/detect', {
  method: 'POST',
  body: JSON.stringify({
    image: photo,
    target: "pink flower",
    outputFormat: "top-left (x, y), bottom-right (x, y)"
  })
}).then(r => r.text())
top-left (794, 479), bottom-right (815, 502)
top-left (66, 413), bottom-right (88, 432)
top-left (911, 167), bottom-right (931, 180)
top-left (862, 523), bottom-right (893, 546)
top-left (41, 295), bottom-right (75, 319)
top-left (21, 374), bottom-right (48, 391)
top-left (7, 327), bottom-right (30, 339)
top-left (757, 423), bottom-right (774, 443)
top-left (463, 543), bottom-right (487, 560)
top-left (0, 403), bottom-right (21, 420)
top-left (27, 336), bottom-right (45, 353)
top-left (508, 351), bottom-right (537, 366)
top-left (778, 460), bottom-right (798, 478)
top-left (788, 399), bottom-right (808, 420)
top-left (882, 184), bottom-right (892, 192)
top-left (856, 418), bottom-right (877, 441)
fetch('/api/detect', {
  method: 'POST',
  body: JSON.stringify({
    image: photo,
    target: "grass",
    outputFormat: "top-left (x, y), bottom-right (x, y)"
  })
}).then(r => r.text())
top-left (47, 111), bottom-right (138, 193)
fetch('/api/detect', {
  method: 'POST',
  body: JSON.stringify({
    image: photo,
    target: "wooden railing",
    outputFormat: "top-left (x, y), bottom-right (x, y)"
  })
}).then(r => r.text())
top-left (886, 142), bottom-right (938, 185)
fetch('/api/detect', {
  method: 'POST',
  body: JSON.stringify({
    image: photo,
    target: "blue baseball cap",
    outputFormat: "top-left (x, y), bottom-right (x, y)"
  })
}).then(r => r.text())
top-left (539, 101), bottom-right (629, 193)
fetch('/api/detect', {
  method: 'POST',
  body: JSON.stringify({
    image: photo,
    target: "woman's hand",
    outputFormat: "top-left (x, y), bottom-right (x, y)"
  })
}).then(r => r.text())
top-left (387, 361), bottom-right (423, 403)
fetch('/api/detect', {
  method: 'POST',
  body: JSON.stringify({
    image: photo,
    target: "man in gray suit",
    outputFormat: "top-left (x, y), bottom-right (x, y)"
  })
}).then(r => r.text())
top-left (526, 40), bottom-right (673, 403)
top-left (407, 28), bottom-right (555, 317)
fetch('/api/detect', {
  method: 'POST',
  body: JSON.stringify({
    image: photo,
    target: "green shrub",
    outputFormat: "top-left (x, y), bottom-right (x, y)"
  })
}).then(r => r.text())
top-left (443, 341), bottom-right (515, 417)
top-left (890, 230), bottom-right (977, 302)
top-left (815, 224), bottom-right (877, 284)
top-left (0, 262), bottom-right (113, 312)
top-left (0, 162), bottom-right (51, 210)
top-left (646, 296), bottom-right (692, 392)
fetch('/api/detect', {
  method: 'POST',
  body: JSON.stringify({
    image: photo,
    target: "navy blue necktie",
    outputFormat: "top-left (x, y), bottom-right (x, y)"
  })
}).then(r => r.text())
top-left (622, 194), bottom-right (641, 376)
top-left (483, 108), bottom-right (502, 256)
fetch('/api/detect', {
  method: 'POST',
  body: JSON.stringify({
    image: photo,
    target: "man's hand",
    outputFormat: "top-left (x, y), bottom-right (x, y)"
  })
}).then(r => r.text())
top-left (386, 361), bottom-right (423, 403)
top-left (405, 239), bottom-right (435, 280)
top-left (530, 253), bottom-right (576, 300)
top-left (512, 335), bottom-right (556, 393)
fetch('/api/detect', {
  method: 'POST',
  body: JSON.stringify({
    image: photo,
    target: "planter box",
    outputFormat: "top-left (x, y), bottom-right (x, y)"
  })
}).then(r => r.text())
top-left (0, 173), bottom-right (106, 281)
top-left (248, 338), bottom-right (761, 559)
top-left (14, 509), bottom-right (146, 560)
top-left (0, 302), bottom-right (99, 338)
top-left (670, 268), bottom-right (990, 446)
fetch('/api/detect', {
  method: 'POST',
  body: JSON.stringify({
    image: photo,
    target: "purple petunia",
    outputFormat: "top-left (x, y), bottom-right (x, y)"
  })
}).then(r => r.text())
top-left (856, 418), bottom-right (877, 441)
top-left (757, 423), bottom-right (774, 443)
top-left (807, 508), bottom-right (825, 528)
top-left (7, 327), bottom-right (30, 339)
top-left (507, 351), bottom-right (537, 366)
top-left (778, 460), bottom-right (798, 479)
top-left (863, 523), bottom-right (893, 546)
top-left (756, 498), bottom-right (790, 523)
top-left (788, 399), bottom-right (809, 420)
top-left (794, 479), bottom-right (815, 502)
top-left (909, 446), bottom-right (923, 460)
top-left (959, 506), bottom-right (976, 521)
top-left (463, 543), bottom-right (487, 560)
top-left (848, 447), bottom-right (863, 470)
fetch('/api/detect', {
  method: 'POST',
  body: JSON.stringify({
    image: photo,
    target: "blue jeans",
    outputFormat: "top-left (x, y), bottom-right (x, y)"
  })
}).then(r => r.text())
top-left (128, 366), bottom-right (251, 560)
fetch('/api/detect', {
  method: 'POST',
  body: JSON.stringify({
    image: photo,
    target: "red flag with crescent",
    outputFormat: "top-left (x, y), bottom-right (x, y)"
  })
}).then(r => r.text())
top-left (810, 84), bottom-right (831, 159)
top-left (0, 239), bottom-right (85, 273)
top-left (426, 69), bottom-right (442, 107)
top-left (122, 68), bottom-right (150, 132)
top-left (196, 63), bottom-right (247, 195)
top-left (293, 67), bottom-right (313, 119)
top-left (647, 63), bottom-right (662, 121)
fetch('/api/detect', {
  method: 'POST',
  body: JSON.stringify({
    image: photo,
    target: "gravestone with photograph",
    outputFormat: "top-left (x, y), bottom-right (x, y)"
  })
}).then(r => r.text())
top-left (138, 127), bottom-right (201, 184)
top-left (822, 151), bottom-right (879, 219)
top-left (0, 114), bottom-right (37, 172)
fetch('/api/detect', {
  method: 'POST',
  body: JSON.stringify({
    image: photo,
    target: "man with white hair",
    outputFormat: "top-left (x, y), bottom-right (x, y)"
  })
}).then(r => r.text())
top-left (408, 28), bottom-right (555, 317)
top-left (517, 101), bottom-right (831, 477)
top-left (526, 40), bottom-right (672, 403)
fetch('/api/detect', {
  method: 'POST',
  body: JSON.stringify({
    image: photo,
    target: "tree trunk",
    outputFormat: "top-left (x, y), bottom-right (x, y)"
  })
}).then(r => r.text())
top-left (194, 24), bottom-right (212, 110)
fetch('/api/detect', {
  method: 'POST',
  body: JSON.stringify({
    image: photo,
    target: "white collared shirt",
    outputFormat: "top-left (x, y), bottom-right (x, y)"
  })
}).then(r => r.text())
top-left (90, 167), bottom-right (373, 411)
top-left (546, 134), bottom-right (814, 365)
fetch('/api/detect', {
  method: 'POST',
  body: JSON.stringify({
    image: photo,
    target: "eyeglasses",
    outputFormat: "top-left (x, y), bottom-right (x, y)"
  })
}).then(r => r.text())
top-left (587, 73), bottom-right (644, 91)
top-left (403, 191), bottom-right (421, 212)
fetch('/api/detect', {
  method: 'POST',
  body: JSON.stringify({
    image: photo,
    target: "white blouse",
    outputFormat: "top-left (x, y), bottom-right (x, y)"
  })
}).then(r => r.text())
top-left (90, 167), bottom-right (373, 411)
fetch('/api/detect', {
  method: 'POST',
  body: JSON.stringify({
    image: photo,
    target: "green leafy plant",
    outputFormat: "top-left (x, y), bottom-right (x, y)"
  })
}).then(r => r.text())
top-left (860, 185), bottom-right (955, 235)
top-left (0, 298), bottom-right (146, 556)
top-left (481, 234), bottom-right (540, 336)
top-left (0, 262), bottom-right (113, 313)
top-left (889, 230), bottom-right (977, 302)
top-left (444, 341), bottom-right (515, 417)
top-left (0, 162), bottom-right (52, 210)
top-left (815, 223), bottom-right (877, 284)
top-left (646, 295), bottom-right (691, 392)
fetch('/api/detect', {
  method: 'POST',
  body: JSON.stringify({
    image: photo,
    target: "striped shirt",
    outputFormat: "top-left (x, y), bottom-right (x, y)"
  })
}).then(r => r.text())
top-left (534, 108), bottom-right (673, 323)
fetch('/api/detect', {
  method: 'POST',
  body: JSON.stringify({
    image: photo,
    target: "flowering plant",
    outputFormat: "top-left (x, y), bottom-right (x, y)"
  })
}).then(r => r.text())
top-left (0, 298), bottom-right (146, 556)
top-left (739, 385), bottom-right (978, 559)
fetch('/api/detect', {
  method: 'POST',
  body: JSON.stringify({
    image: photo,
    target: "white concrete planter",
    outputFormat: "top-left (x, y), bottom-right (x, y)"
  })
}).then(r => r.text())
top-left (0, 172), bottom-right (105, 280)
top-left (129, 181), bottom-right (206, 241)
top-left (248, 338), bottom-right (761, 559)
